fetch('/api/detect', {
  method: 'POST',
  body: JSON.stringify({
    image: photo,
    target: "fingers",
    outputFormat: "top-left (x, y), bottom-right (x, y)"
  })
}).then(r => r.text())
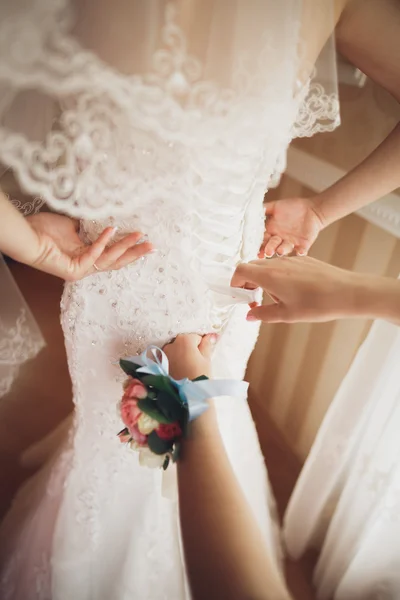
top-left (246, 303), bottom-right (286, 323)
top-left (73, 230), bottom-right (155, 278)
top-left (112, 242), bottom-right (154, 270)
top-left (165, 333), bottom-right (218, 361)
top-left (71, 218), bottom-right (80, 232)
top-left (231, 261), bottom-right (267, 290)
top-left (264, 201), bottom-right (276, 216)
top-left (260, 203), bottom-right (279, 257)
top-left (198, 334), bottom-right (218, 359)
top-left (163, 334), bottom-right (201, 362)
top-left (264, 235), bottom-right (282, 258)
top-left (76, 226), bottom-right (117, 274)
top-left (258, 233), bottom-right (271, 259)
top-left (260, 236), bottom-right (297, 258)
top-left (276, 241), bottom-right (294, 257)
top-left (95, 232), bottom-right (153, 270)
top-left (173, 333), bottom-right (202, 349)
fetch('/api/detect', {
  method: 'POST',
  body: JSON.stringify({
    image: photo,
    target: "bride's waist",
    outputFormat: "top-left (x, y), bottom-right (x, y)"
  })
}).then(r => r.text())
top-left (62, 266), bottom-right (242, 342)
top-left (79, 206), bottom-right (260, 249)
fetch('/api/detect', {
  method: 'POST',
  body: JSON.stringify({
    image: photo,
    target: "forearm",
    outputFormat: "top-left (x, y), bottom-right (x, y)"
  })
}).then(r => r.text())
top-left (177, 409), bottom-right (291, 600)
top-left (0, 190), bottom-right (42, 264)
top-left (351, 273), bottom-right (400, 325)
top-left (314, 122), bottom-right (400, 226)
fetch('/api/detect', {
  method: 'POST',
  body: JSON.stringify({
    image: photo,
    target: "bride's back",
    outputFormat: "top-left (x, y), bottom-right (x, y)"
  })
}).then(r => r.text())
top-left (0, 0), bottom-right (339, 221)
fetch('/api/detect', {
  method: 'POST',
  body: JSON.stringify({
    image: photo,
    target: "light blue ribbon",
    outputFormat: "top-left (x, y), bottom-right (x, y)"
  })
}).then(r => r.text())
top-left (125, 346), bottom-right (248, 421)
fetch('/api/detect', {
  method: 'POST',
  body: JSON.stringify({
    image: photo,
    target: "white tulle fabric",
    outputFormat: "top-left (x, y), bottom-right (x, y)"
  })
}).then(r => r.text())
top-left (284, 315), bottom-right (400, 600)
top-left (0, 254), bottom-right (45, 398)
top-left (0, 1), bottom-right (339, 598)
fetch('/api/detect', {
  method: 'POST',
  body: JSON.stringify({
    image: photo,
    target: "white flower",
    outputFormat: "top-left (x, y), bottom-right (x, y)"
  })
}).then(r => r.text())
top-left (138, 447), bottom-right (167, 469)
top-left (137, 413), bottom-right (159, 435)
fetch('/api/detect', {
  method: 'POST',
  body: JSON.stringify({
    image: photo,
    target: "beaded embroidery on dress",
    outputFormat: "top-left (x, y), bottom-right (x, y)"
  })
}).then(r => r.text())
top-left (0, 1), bottom-right (339, 598)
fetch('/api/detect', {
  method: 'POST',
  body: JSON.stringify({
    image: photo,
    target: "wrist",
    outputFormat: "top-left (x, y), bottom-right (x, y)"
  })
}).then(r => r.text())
top-left (14, 217), bottom-right (43, 267)
top-left (7, 236), bottom-right (42, 267)
top-left (186, 403), bottom-right (219, 442)
top-left (311, 193), bottom-right (338, 229)
top-left (350, 274), bottom-right (400, 324)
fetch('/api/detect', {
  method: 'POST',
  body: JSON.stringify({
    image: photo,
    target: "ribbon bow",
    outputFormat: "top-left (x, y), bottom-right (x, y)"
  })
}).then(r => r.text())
top-left (125, 346), bottom-right (248, 421)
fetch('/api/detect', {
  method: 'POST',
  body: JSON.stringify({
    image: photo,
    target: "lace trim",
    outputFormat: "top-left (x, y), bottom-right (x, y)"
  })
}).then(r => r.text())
top-left (292, 80), bottom-right (340, 139)
top-left (0, 1), bottom-right (339, 218)
top-left (0, 308), bottom-right (45, 396)
top-left (0, 309), bottom-right (43, 365)
top-left (1, 188), bottom-right (46, 215)
top-left (9, 195), bottom-right (45, 216)
top-left (0, 367), bottom-right (18, 398)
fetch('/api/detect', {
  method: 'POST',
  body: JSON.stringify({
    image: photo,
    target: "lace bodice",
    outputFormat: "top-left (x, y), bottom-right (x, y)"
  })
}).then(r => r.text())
top-left (0, 0), bottom-right (339, 219)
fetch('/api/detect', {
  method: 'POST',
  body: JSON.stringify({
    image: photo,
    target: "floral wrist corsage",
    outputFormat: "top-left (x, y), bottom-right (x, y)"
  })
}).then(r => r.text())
top-left (117, 346), bottom-right (248, 469)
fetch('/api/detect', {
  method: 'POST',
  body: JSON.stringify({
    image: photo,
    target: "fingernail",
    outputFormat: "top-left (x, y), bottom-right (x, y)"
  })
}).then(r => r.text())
top-left (136, 235), bottom-right (148, 245)
top-left (246, 314), bottom-right (258, 322)
top-left (209, 334), bottom-right (219, 345)
top-left (149, 249), bottom-right (158, 254)
top-left (111, 226), bottom-right (118, 235)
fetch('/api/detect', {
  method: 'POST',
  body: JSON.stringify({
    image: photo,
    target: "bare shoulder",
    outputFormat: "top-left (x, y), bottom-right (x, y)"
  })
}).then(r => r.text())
top-left (338, 0), bottom-right (400, 23)
top-left (334, 0), bottom-right (348, 20)
top-left (335, 0), bottom-right (400, 100)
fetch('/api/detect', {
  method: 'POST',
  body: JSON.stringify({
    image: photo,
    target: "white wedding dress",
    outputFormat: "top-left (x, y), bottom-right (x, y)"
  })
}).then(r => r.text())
top-left (0, 1), bottom-right (339, 598)
top-left (284, 317), bottom-right (400, 600)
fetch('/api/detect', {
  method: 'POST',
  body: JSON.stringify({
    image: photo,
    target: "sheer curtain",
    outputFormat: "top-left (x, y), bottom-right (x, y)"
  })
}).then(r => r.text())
top-left (284, 305), bottom-right (400, 599)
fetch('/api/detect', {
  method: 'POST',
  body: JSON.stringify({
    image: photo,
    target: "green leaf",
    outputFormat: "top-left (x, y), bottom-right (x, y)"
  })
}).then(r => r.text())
top-left (119, 359), bottom-right (141, 378)
top-left (172, 442), bottom-right (181, 463)
top-left (137, 398), bottom-right (172, 424)
top-left (117, 427), bottom-right (130, 437)
top-left (142, 375), bottom-right (179, 397)
top-left (147, 431), bottom-right (173, 455)
top-left (181, 413), bottom-right (190, 438)
top-left (192, 375), bottom-right (209, 382)
top-left (162, 455), bottom-right (170, 471)
top-left (156, 391), bottom-right (186, 422)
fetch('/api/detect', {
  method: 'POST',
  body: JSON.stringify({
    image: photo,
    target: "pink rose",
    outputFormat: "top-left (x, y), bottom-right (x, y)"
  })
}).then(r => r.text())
top-left (130, 423), bottom-right (147, 446)
top-left (120, 399), bottom-right (141, 432)
top-left (123, 378), bottom-right (148, 402)
top-left (157, 422), bottom-right (182, 441)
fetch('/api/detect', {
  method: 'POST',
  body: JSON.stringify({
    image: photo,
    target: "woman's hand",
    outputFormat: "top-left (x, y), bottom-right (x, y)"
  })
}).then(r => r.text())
top-left (232, 257), bottom-right (400, 326)
top-left (258, 197), bottom-right (325, 258)
top-left (27, 213), bottom-right (154, 281)
top-left (163, 334), bottom-right (218, 381)
top-left (232, 257), bottom-right (359, 323)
